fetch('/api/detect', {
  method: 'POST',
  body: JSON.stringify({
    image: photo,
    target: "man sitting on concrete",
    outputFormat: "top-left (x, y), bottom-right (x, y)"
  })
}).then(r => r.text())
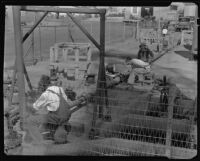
top-left (25, 81), bottom-right (87, 146)
top-left (137, 43), bottom-right (154, 62)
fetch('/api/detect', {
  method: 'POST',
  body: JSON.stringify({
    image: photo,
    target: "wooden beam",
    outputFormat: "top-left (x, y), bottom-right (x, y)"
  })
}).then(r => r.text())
top-left (22, 11), bottom-right (48, 42)
top-left (66, 12), bottom-right (101, 50)
top-left (190, 5), bottom-right (198, 59)
top-left (9, 11), bottom-right (48, 106)
top-left (97, 13), bottom-right (110, 120)
top-left (21, 6), bottom-right (106, 14)
top-left (12, 6), bottom-right (26, 126)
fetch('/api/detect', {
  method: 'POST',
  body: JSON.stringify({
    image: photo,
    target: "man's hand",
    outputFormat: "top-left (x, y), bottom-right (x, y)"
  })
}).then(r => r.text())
top-left (78, 93), bottom-right (90, 104)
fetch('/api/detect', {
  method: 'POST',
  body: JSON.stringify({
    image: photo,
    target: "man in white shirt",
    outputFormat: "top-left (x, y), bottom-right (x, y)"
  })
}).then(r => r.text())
top-left (25, 83), bottom-right (86, 145)
top-left (125, 57), bottom-right (151, 84)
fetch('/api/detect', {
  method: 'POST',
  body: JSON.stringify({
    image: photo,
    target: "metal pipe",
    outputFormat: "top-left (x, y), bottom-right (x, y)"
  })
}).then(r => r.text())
top-left (21, 6), bottom-right (106, 14)
top-left (12, 6), bottom-right (26, 127)
top-left (66, 12), bottom-right (101, 50)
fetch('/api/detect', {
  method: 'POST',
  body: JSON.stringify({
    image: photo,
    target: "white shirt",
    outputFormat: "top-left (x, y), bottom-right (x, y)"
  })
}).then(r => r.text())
top-left (129, 59), bottom-right (150, 68)
top-left (33, 86), bottom-right (69, 113)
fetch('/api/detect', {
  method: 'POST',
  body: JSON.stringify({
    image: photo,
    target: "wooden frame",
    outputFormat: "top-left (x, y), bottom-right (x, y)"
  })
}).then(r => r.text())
top-left (12, 6), bottom-right (108, 129)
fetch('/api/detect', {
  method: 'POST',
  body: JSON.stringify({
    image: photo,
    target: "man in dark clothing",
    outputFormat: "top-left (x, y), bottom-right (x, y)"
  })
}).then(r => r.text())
top-left (137, 43), bottom-right (154, 62)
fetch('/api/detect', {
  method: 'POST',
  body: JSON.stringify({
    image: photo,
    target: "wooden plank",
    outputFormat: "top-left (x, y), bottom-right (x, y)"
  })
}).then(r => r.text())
top-left (12, 6), bottom-right (26, 126)
top-left (21, 6), bottom-right (106, 14)
top-left (9, 12), bottom-right (48, 105)
top-left (66, 13), bottom-right (101, 50)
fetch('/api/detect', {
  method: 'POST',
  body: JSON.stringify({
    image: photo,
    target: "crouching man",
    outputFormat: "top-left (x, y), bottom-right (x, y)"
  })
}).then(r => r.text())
top-left (25, 82), bottom-right (87, 146)
top-left (125, 57), bottom-right (151, 85)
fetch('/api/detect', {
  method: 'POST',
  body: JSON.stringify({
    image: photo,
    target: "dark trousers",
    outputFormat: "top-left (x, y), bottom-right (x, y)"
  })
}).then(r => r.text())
top-left (26, 112), bottom-right (63, 144)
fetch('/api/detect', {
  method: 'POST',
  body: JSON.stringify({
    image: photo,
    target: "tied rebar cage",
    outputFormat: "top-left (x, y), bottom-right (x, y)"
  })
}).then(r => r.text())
top-left (4, 77), bottom-right (197, 158)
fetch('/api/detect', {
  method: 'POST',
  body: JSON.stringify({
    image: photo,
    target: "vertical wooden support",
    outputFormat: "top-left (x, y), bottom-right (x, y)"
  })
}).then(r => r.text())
top-left (31, 31), bottom-right (34, 62)
top-left (54, 44), bottom-right (59, 62)
top-left (123, 22), bottom-right (126, 40)
top-left (108, 21), bottom-right (111, 44)
top-left (165, 84), bottom-right (177, 158)
top-left (62, 48), bottom-right (68, 63)
top-left (50, 46), bottom-right (55, 63)
top-left (190, 5), bottom-right (198, 60)
top-left (12, 6), bottom-right (26, 126)
top-left (90, 22), bottom-right (93, 36)
top-left (54, 26), bottom-right (57, 43)
top-left (75, 48), bottom-right (79, 62)
top-left (87, 45), bottom-right (92, 62)
top-left (75, 67), bottom-right (79, 80)
top-left (9, 12), bottom-right (48, 106)
top-left (181, 31), bottom-right (184, 45)
top-left (39, 26), bottom-right (42, 60)
top-left (96, 13), bottom-right (110, 121)
top-left (136, 21), bottom-right (140, 41)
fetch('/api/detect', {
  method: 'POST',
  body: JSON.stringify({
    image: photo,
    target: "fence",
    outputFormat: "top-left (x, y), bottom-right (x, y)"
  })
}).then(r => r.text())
top-left (22, 20), bottom-right (136, 64)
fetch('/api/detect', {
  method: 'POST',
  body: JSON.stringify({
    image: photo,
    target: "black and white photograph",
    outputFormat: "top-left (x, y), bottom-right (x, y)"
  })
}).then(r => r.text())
top-left (3, 3), bottom-right (198, 158)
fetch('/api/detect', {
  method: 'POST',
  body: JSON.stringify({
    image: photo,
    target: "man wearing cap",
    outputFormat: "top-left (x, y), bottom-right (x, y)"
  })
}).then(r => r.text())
top-left (25, 81), bottom-right (87, 146)
top-left (125, 57), bottom-right (151, 84)
top-left (137, 43), bottom-right (154, 63)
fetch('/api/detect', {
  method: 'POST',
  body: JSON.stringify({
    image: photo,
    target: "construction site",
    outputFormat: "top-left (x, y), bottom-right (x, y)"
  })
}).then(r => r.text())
top-left (4, 5), bottom-right (197, 158)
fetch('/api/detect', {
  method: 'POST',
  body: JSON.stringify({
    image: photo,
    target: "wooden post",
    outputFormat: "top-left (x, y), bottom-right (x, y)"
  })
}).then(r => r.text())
top-left (31, 31), bottom-right (34, 62)
top-left (136, 21), bottom-right (140, 41)
top-left (108, 21), bottom-right (111, 44)
top-left (90, 22), bottom-right (93, 36)
top-left (39, 26), bottom-right (42, 60)
top-left (75, 48), bottom-right (79, 63)
top-left (12, 6), bottom-right (26, 127)
top-left (50, 46), bottom-right (55, 63)
top-left (165, 84), bottom-right (177, 158)
top-left (97, 13), bottom-right (110, 121)
top-left (190, 6), bottom-right (198, 60)
top-left (54, 44), bottom-right (59, 62)
top-left (123, 21), bottom-right (126, 40)
top-left (62, 48), bottom-right (68, 63)
top-left (9, 12), bottom-right (48, 105)
top-left (181, 31), bottom-right (184, 45)
top-left (54, 26), bottom-right (57, 43)
top-left (87, 46), bottom-right (92, 62)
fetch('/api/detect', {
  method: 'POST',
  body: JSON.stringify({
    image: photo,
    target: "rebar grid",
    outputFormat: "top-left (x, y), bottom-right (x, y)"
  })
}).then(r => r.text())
top-left (4, 76), bottom-right (197, 157)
